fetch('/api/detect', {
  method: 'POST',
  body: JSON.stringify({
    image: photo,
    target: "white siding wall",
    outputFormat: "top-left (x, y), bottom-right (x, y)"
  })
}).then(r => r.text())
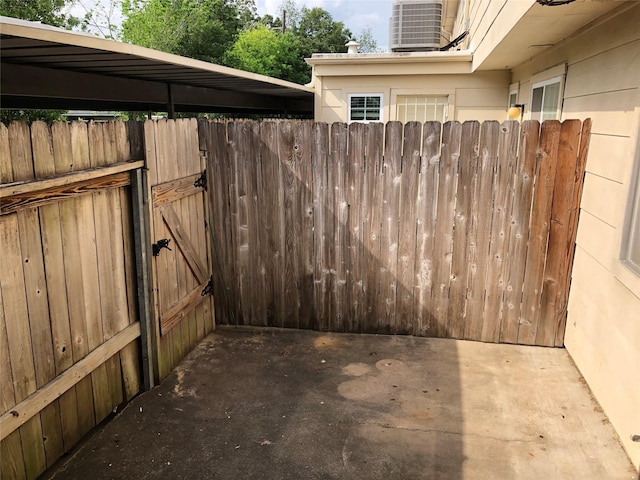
top-left (512, 4), bottom-right (640, 467)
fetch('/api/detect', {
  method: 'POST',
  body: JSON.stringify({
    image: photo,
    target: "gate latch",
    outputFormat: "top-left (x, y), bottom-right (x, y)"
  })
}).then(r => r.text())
top-left (152, 238), bottom-right (171, 256)
top-left (194, 170), bottom-right (207, 190)
top-left (201, 276), bottom-right (213, 296)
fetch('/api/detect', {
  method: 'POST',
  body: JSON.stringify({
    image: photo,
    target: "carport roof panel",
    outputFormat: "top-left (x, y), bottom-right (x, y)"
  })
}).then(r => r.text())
top-left (0, 16), bottom-right (314, 110)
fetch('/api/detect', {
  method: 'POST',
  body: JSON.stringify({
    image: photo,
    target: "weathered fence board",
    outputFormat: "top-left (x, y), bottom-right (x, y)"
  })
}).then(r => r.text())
top-left (362, 122), bottom-right (384, 333)
top-left (204, 119), bottom-right (590, 347)
top-left (448, 121), bottom-right (480, 338)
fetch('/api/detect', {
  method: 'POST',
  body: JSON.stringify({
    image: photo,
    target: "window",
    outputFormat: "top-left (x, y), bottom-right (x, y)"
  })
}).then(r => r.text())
top-left (508, 91), bottom-right (518, 108)
top-left (348, 94), bottom-right (383, 123)
top-left (396, 95), bottom-right (448, 123)
top-left (622, 147), bottom-right (640, 275)
top-left (530, 76), bottom-right (562, 121)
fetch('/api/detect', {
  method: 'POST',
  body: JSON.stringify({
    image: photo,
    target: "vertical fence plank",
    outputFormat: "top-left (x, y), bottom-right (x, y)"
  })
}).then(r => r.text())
top-left (415, 121), bottom-right (440, 336)
top-left (258, 121), bottom-right (284, 327)
top-left (555, 119), bottom-right (591, 346)
top-left (89, 122), bottom-right (125, 418)
top-left (206, 121), bottom-right (233, 326)
top-left (431, 121), bottom-right (461, 337)
top-left (378, 122), bottom-right (402, 333)
top-left (361, 123), bottom-right (384, 333)
top-left (166, 119), bottom-right (189, 363)
top-left (278, 121), bottom-right (301, 328)
top-left (1, 212), bottom-right (47, 479)
top-left (173, 120), bottom-right (194, 352)
top-left (499, 120), bottom-right (538, 343)
top-left (225, 123), bottom-right (244, 326)
top-left (481, 121), bottom-right (519, 342)
top-left (5, 122), bottom-right (48, 479)
top-left (0, 228), bottom-right (27, 480)
top-left (58, 121), bottom-right (97, 443)
top-left (295, 121), bottom-right (315, 330)
top-left (0, 123), bottom-right (11, 183)
top-left (448, 121), bottom-right (480, 338)
top-left (330, 123), bottom-right (349, 331)
top-left (347, 122), bottom-right (365, 332)
top-left (48, 122), bottom-right (84, 452)
top-left (30, 121), bottom-right (66, 466)
top-left (234, 121), bottom-right (252, 326)
top-left (396, 122), bottom-right (421, 335)
top-left (146, 119), bottom-right (174, 379)
top-left (536, 119), bottom-right (582, 346)
top-left (312, 123), bottom-right (331, 330)
top-left (517, 121), bottom-right (561, 345)
top-left (243, 121), bottom-right (267, 327)
top-left (464, 121), bottom-right (498, 340)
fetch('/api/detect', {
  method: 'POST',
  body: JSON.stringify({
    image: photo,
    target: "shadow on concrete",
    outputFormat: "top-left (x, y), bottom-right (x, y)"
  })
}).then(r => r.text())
top-left (44, 329), bottom-right (465, 480)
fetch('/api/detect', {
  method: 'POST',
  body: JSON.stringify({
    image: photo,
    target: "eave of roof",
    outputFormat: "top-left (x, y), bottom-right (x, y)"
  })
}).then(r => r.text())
top-left (306, 50), bottom-right (473, 66)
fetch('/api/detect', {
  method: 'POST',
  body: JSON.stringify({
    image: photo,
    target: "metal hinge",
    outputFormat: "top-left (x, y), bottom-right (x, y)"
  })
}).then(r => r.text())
top-left (194, 170), bottom-right (207, 190)
top-left (152, 238), bottom-right (171, 256)
top-left (201, 276), bottom-right (213, 296)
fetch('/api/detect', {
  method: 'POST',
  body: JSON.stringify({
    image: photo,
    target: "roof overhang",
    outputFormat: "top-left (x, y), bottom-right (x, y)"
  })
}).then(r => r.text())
top-left (306, 51), bottom-right (474, 77)
top-left (470, 0), bottom-right (628, 71)
top-left (0, 17), bottom-right (314, 115)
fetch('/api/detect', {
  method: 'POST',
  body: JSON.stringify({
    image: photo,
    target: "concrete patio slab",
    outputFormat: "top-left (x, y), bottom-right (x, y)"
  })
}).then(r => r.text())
top-left (44, 328), bottom-right (636, 479)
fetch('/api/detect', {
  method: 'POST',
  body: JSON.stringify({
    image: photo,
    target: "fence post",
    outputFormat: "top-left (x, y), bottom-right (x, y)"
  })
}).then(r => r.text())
top-left (131, 168), bottom-right (155, 390)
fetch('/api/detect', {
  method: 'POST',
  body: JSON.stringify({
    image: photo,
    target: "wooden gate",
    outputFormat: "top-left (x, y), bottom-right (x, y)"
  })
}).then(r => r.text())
top-left (143, 118), bottom-right (215, 381)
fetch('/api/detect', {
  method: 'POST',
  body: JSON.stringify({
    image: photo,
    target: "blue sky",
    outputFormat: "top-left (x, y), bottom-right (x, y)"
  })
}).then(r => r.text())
top-left (256, 0), bottom-right (392, 50)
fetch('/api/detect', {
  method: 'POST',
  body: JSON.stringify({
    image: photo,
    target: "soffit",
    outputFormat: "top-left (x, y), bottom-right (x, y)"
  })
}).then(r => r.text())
top-left (474, 0), bottom-right (626, 70)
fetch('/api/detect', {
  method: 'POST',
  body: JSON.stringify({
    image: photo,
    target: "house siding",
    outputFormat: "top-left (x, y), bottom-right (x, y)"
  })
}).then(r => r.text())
top-left (314, 70), bottom-right (510, 123)
top-left (512, 4), bottom-right (640, 467)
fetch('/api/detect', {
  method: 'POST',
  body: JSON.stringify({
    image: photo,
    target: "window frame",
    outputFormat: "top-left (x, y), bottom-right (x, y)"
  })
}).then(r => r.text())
top-left (613, 127), bottom-right (640, 298)
top-left (621, 139), bottom-right (640, 275)
top-left (508, 82), bottom-right (519, 109)
top-left (529, 75), bottom-right (564, 122)
top-left (347, 93), bottom-right (384, 124)
top-left (395, 95), bottom-right (449, 124)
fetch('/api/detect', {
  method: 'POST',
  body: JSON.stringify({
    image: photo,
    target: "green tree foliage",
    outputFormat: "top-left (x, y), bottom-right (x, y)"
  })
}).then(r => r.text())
top-left (293, 7), bottom-right (351, 58)
top-left (224, 25), bottom-right (307, 84)
top-left (0, 109), bottom-right (66, 125)
top-left (121, 0), bottom-right (255, 64)
top-left (240, 5), bottom-right (354, 83)
top-left (0, 0), bottom-right (79, 27)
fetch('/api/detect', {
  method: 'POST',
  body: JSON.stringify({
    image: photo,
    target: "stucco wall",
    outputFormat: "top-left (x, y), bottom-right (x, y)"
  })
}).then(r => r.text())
top-left (314, 70), bottom-right (510, 123)
top-left (511, 4), bottom-right (640, 468)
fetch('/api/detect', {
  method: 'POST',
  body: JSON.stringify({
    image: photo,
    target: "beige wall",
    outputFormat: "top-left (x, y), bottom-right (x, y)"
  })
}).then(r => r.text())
top-left (313, 70), bottom-right (510, 124)
top-left (511, 4), bottom-right (640, 468)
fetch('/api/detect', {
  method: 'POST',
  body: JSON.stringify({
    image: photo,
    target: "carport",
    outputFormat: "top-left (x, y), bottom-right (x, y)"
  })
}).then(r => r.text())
top-left (0, 16), bottom-right (313, 116)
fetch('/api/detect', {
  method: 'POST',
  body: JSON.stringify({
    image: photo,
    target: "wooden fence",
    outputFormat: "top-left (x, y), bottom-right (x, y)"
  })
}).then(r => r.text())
top-left (0, 121), bottom-right (145, 479)
top-left (200, 119), bottom-right (590, 347)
